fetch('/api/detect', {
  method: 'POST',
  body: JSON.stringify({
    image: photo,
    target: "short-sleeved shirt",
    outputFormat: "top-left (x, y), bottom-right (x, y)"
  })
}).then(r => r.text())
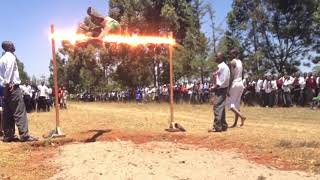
top-left (214, 62), bottom-right (230, 89)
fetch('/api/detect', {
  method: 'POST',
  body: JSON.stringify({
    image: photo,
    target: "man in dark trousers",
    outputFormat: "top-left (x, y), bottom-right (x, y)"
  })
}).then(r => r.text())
top-left (208, 52), bottom-right (230, 132)
top-left (0, 41), bottom-right (38, 142)
top-left (0, 85), bottom-right (3, 137)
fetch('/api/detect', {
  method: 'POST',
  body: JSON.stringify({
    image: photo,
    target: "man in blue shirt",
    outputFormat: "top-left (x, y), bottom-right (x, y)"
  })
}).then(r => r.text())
top-left (0, 41), bottom-right (38, 142)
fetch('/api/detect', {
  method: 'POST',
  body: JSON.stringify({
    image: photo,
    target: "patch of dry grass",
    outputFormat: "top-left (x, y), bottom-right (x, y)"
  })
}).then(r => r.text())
top-left (1, 102), bottom-right (320, 177)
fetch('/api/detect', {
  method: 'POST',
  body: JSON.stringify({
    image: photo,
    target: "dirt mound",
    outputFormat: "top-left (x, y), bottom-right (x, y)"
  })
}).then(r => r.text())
top-left (50, 141), bottom-right (319, 180)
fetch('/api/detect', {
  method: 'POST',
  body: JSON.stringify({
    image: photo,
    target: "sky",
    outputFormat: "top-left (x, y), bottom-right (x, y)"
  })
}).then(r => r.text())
top-left (0, 0), bottom-right (233, 78)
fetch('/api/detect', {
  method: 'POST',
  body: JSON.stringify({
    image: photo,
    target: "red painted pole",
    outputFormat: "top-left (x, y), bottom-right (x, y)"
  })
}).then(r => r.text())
top-left (50, 24), bottom-right (60, 130)
top-left (169, 32), bottom-right (174, 127)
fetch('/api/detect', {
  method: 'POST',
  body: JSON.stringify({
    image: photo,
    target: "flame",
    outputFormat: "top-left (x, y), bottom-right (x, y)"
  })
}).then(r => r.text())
top-left (51, 30), bottom-right (176, 46)
top-left (102, 34), bottom-right (176, 46)
top-left (50, 31), bottom-right (88, 44)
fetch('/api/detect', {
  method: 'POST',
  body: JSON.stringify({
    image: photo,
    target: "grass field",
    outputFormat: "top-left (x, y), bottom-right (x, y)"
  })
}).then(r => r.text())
top-left (0, 102), bottom-right (320, 179)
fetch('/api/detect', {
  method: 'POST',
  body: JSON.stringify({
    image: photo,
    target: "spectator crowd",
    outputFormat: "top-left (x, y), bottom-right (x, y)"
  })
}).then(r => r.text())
top-left (1, 81), bottom-right (69, 113)
top-left (74, 71), bottom-right (320, 109)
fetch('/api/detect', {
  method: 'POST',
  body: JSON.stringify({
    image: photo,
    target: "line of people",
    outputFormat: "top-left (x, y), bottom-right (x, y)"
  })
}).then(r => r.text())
top-left (76, 71), bottom-right (320, 110)
top-left (19, 81), bottom-right (69, 112)
top-left (243, 72), bottom-right (320, 108)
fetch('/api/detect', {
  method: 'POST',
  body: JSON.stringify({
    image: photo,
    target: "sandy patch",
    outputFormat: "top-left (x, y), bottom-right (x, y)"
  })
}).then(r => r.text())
top-left (50, 141), bottom-right (319, 180)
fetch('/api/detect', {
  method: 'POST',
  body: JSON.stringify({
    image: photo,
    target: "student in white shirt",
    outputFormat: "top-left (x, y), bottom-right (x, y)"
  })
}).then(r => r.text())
top-left (298, 73), bottom-right (306, 106)
top-left (256, 77), bottom-right (264, 106)
top-left (21, 80), bottom-right (32, 113)
top-left (271, 75), bottom-right (278, 107)
top-left (187, 82), bottom-right (193, 104)
top-left (37, 81), bottom-right (48, 112)
top-left (316, 74), bottom-right (320, 100)
top-left (282, 74), bottom-right (293, 107)
top-left (46, 87), bottom-right (52, 111)
top-left (0, 41), bottom-right (37, 142)
top-left (263, 75), bottom-right (272, 107)
top-left (208, 52), bottom-right (230, 133)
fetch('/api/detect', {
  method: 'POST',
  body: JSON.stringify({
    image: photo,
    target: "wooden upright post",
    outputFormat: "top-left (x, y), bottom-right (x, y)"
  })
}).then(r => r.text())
top-left (49, 24), bottom-right (65, 138)
top-left (168, 32), bottom-right (174, 128)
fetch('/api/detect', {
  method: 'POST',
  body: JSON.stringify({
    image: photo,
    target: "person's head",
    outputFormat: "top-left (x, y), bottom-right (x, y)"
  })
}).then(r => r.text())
top-left (87, 7), bottom-right (104, 25)
top-left (230, 49), bottom-right (239, 59)
top-left (303, 72), bottom-right (307, 78)
top-left (215, 52), bottom-right (224, 64)
top-left (267, 74), bottom-right (272, 81)
top-left (273, 74), bottom-right (278, 80)
top-left (2, 41), bottom-right (15, 53)
top-left (109, 7), bottom-right (121, 17)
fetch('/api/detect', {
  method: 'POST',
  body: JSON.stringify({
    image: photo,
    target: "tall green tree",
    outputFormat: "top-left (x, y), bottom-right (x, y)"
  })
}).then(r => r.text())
top-left (16, 59), bottom-right (30, 83)
top-left (227, 0), bottom-right (319, 74)
top-left (48, 53), bottom-right (66, 87)
top-left (52, 0), bottom-right (214, 92)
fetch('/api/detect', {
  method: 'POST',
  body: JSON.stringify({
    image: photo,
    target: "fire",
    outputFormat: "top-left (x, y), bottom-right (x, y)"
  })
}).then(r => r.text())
top-left (51, 30), bottom-right (176, 46)
top-left (50, 30), bottom-right (88, 44)
top-left (102, 34), bottom-right (176, 46)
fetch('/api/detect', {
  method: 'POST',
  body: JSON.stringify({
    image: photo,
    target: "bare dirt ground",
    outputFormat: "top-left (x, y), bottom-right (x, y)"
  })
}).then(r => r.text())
top-left (50, 141), bottom-right (319, 180)
top-left (0, 102), bottom-right (320, 179)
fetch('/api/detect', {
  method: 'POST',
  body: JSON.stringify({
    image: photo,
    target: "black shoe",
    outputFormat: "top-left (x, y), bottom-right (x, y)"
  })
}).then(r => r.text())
top-left (20, 136), bottom-right (39, 142)
top-left (3, 135), bottom-right (20, 143)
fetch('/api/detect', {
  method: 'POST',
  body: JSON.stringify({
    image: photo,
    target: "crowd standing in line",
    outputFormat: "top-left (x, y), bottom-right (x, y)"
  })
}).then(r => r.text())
top-left (75, 72), bottom-right (320, 109)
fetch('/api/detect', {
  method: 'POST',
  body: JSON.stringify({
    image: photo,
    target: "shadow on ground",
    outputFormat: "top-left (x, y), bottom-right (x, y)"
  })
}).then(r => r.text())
top-left (84, 129), bottom-right (112, 143)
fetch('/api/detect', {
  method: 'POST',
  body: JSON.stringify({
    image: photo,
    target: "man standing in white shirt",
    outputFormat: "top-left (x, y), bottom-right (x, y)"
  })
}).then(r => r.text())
top-left (46, 86), bottom-right (52, 111)
top-left (38, 81), bottom-right (48, 112)
top-left (316, 73), bottom-right (320, 98)
top-left (298, 73), bottom-right (306, 106)
top-left (0, 41), bottom-right (37, 142)
top-left (256, 77), bottom-right (264, 106)
top-left (282, 74), bottom-right (293, 107)
top-left (263, 74), bottom-right (273, 107)
top-left (21, 80), bottom-right (32, 113)
top-left (208, 52), bottom-right (230, 132)
top-left (186, 82), bottom-right (193, 104)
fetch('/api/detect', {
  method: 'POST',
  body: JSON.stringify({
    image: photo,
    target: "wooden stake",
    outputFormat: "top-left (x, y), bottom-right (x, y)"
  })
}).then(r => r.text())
top-left (169, 32), bottom-right (174, 128)
top-left (49, 24), bottom-right (65, 138)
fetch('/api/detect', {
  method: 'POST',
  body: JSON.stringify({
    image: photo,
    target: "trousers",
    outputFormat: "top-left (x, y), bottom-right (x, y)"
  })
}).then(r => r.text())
top-left (213, 88), bottom-right (228, 131)
top-left (3, 86), bottom-right (29, 138)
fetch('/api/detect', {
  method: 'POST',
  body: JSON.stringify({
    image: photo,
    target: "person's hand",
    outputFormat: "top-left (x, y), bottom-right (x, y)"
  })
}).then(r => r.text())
top-left (6, 84), bottom-right (14, 93)
top-left (210, 97), bottom-right (215, 105)
top-left (9, 84), bottom-right (14, 92)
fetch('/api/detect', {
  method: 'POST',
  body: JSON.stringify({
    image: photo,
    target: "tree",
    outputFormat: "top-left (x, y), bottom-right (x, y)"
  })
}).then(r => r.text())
top-left (227, 0), bottom-right (319, 74)
top-left (16, 59), bottom-right (30, 83)
top-left (48, 53), bottom-right (67, 88)
top-left (109, 0), bottom-right (210, 85)
top-left (313, 65), bottom-right (320, 75)
top-left (53, 0), bottom-right (214, 93)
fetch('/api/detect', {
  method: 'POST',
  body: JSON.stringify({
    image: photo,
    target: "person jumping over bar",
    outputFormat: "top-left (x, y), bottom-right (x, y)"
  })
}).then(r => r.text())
top-left (78, 7), bottom-right (121, 40)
